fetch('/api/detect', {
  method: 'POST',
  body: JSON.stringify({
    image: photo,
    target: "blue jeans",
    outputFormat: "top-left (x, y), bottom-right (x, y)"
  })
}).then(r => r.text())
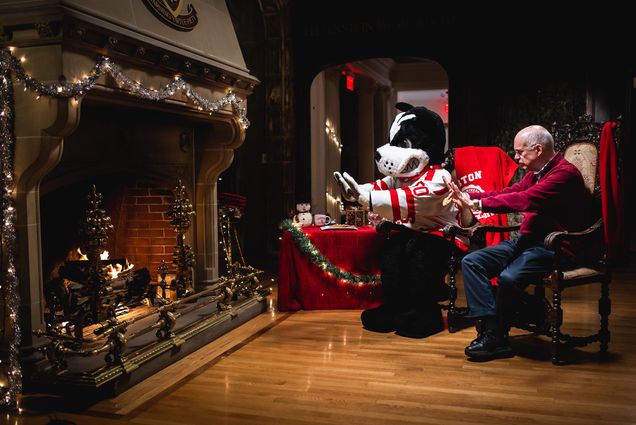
top-left (461, 236), bottom-right (554, 318)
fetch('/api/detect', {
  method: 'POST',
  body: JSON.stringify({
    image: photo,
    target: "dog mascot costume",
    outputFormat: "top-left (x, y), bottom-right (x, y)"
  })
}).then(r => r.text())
top-left (335, 103), bottom-right (470, 338)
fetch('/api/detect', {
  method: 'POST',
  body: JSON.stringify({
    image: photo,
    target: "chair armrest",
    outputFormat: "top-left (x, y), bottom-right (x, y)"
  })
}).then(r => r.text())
top-left (544, 218), bottom-right (604, 250)
top-left (443, 222), bottom-right (480, 238)
top-left (376, 221), bottom-right (406, 234)
top-left (443, 222), bottom-right (520, 242)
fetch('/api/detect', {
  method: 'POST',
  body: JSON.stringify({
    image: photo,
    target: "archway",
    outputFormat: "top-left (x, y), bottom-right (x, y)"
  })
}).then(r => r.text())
top-left (309, 58), bottom-right (449, 221)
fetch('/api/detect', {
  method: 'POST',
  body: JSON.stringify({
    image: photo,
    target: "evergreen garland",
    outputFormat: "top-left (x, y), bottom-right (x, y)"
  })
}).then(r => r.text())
top-left (280, 219), bottom-right (381, 286)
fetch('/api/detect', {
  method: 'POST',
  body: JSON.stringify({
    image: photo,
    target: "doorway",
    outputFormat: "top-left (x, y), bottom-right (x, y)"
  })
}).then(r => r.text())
top-left (309, 58), bottom-right (449, 221)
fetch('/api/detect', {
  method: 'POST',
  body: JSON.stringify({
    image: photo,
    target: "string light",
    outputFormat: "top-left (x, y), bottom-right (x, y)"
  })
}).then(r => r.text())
top-left (0, 46), bottom-right (252, 410)
top-left (0, 48), bottom-right (249, 128)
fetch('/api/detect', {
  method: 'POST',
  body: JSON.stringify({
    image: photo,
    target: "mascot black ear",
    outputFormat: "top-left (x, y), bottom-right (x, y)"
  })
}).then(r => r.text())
top-left (395, 102), bottom-right (414, 113)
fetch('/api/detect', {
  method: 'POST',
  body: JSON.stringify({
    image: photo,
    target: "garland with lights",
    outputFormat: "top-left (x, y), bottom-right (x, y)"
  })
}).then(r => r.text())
top-left (0, 48), bottom-right (249, 128)
top-left (0, 46), bottom-right (251, 410)
top-left (0, 47), bottom-right (22, 411)
top-left (280, 219), bottom-right (381, 286)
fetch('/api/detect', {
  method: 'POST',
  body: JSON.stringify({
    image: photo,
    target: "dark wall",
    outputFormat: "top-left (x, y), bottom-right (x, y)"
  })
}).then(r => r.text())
top-left (291, 5), bottom-right (632, 197)
top-left (224, 0), bottom-right (271, 271)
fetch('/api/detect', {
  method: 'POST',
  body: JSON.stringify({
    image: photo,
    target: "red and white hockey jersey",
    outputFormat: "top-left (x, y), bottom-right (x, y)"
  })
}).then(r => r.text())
top-left (361, 164), bottom-right (462, 233)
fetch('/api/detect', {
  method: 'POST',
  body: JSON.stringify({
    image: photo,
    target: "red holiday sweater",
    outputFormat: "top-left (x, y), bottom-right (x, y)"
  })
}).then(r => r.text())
top-left (469, 153), bottom-right (590, 241)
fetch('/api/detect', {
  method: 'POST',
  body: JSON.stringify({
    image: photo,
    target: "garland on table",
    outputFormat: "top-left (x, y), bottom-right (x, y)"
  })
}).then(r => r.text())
top-left (0, 46), bottom-right (250, 410)
top-left (280, 219), bottom-right (381, 286)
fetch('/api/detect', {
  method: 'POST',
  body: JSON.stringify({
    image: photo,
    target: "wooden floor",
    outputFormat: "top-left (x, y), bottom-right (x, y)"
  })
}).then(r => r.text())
top-left (9, 265), bottom-right (636, 425)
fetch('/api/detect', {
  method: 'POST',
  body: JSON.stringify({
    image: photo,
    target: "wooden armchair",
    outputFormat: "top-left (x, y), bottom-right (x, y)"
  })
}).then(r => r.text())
top-left (443, 115), bottom-right (618, 364)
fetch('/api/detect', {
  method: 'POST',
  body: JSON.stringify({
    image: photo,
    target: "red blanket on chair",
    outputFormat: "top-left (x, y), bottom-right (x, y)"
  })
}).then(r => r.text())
top-left (454, 146), bottom-right (519, 246)
top-left (600, 122), bottom-right (625, 262)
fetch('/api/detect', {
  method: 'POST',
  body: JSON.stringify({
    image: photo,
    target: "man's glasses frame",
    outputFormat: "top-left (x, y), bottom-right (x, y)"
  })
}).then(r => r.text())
top-left (513, 144), bottom-right (538, 156)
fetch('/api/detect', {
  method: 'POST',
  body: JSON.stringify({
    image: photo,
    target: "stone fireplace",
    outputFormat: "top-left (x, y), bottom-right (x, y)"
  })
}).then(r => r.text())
top-left (0, 0), bottom-right (259, 361)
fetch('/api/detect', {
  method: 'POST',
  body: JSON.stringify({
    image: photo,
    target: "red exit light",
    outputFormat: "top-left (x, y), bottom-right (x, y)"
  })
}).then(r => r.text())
top-left (346, 75), bottom-right (355, 91)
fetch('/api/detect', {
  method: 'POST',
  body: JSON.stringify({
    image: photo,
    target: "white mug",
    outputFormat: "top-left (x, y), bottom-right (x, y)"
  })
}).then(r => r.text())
top-left (314, 214), bottom-right (333, 226)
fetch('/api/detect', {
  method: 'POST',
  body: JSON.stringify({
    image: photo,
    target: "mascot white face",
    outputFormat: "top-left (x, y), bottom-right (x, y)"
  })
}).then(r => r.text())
top-left (374, 104), bottom-right (445, 178)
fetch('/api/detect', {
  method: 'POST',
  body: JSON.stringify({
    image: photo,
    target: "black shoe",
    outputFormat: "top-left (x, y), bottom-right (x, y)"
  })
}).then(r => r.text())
top-left (464, 330), bottom-right (513, 360)
top-left (361, 304), bottom-right (402, 333)
top-left (394, 306), bottom-right (445, 339)
top-left (467, 332), bottom-right (484, 349)
top-left (466, 318), bottom-right (488, 348)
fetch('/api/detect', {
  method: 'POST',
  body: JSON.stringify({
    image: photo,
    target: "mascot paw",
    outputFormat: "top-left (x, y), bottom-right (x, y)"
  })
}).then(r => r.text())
top-left (394, 305), bottom-right (444, 339)
top-left (342, 172), bottom-right (370, 207)
top-left (333, 171), bottom-right (357, 202)
top-left (360, 304), bottom-right (401, 333)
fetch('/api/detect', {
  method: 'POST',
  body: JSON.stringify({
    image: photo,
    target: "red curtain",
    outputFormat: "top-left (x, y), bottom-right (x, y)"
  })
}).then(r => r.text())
top-left (600, 122), bottom-right (625, 262)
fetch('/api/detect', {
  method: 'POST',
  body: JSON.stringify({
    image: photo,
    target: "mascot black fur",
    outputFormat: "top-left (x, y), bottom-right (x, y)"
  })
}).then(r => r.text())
top-left (335, 103), bottom-right (469, 338)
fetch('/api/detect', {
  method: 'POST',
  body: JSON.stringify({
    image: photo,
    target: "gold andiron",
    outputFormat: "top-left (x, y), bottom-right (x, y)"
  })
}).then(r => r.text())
top-left (218, 203), bottom-right (246, 278)
top-left (157, 259), bottom-right (170, 299)
top-left (79, 185), bottom-right (114, 327)
top-left (218, 192), bottom-right (264, 299)
top-left (166, 180), bottom-right (195, 298)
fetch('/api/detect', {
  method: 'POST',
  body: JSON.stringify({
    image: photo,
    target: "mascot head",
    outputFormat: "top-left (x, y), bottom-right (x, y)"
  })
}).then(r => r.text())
top-left (375, 102), bottom-right (446, 178)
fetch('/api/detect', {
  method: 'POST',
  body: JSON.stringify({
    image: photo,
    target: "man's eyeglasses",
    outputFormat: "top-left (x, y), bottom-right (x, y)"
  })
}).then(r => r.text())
top-left (513, 144), bottom-right (538, 156)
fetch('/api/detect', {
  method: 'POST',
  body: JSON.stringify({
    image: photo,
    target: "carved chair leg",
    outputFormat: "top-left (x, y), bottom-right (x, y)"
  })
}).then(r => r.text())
top-left (448, 252), bottom-right (458, 304)
top-left (447, 251), bottom-right (459, 333)
top-left (599, 277), bottom-right (611, 360)
top-left (445, 251), bottom-right (473, 333)
top-left (533, 284), bottom-right (547, 335)
top-left (550, 287), bottom-right (563, 365)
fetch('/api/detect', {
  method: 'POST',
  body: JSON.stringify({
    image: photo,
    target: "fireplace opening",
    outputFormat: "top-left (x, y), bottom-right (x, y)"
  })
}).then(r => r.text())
top-left (40, 175), bottom-right (177, 286)
top-left (39, 98), bottom-right (203, 281)
top-left (39, 174), bottom-right (183, 332)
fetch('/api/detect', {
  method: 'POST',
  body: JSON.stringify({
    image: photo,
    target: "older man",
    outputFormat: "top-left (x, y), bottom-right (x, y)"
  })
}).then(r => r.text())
top-left (447, 125), bottom-right (590, 360)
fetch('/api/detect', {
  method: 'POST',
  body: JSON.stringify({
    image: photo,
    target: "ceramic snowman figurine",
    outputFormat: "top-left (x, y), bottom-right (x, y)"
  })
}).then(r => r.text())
top-left (293, 203), bottom-right (313, 228)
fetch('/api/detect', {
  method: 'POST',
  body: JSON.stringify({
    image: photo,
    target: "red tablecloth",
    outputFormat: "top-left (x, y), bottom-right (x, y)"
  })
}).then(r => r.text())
top-left (278, 226), bottom-right (384, 311)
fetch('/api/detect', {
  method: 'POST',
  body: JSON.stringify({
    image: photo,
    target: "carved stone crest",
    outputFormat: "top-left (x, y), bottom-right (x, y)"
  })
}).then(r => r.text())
top-left (142, 0), bottom-right (198, 32)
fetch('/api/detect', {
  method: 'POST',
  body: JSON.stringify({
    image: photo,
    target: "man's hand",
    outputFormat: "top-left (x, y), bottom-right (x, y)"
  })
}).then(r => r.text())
top-left (442, 175), bottom-right (477, 227)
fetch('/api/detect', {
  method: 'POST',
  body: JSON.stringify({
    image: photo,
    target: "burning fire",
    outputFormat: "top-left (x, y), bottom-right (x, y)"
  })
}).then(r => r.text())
top-left (74, 248), bottom-right (134, 279)
top-left (105, 262), bottom-right (134, 279)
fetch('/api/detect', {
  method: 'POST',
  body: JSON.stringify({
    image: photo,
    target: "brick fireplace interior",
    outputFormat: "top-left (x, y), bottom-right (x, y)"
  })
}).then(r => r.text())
top-left (41, 176), bottom-right (177, 284)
